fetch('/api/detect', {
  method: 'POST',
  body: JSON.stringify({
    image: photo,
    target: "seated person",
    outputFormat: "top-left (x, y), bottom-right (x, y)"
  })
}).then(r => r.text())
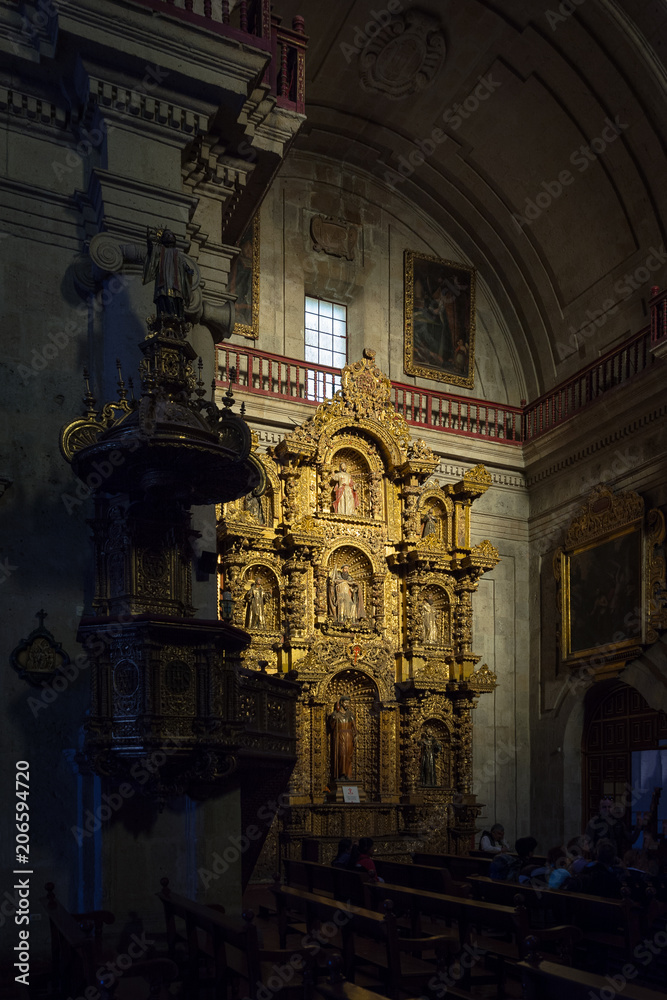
top-left (490, 836), bottom-right (538, 882)
top-left (566, 834), bottom-right (592, 875)
top-left (578, 838), bottom-right (623, 898)
top-left (546, 846), bottom-right (571, 889)
top-left (479, 824), bottom-right (510, 854)
top-left (332, 837), bottom-right (353, 867)
top-left (619, 848), bottom-right (656, 903)
top-left (348, 837), bottom-right (384, 882)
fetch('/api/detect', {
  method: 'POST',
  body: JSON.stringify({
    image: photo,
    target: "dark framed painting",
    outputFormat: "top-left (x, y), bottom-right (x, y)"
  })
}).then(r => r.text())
top-left (229, 215), bottom-right (259, 339)
top-left (565, 526), bottom-right (643, 659)
top-left (404, 250), bottom-right (476, 388)
top-left (554, 486), bottom-right (667, 676)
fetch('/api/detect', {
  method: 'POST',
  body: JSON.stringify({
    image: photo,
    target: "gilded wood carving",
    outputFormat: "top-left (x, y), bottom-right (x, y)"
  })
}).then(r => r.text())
top-left (219, 350), bottom-right (499, 859)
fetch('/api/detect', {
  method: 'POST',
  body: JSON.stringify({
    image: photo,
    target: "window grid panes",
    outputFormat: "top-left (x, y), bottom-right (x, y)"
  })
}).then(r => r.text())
top-left (305, 296), bottom-right (347, 401)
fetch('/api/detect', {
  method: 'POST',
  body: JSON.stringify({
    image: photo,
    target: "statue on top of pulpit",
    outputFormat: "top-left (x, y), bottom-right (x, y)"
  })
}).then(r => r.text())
top-left (143, 226), bottom-right (194, 320)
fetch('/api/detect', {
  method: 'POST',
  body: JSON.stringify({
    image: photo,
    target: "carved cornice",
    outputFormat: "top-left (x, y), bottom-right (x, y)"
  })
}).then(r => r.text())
top-left (563, 484), bottom-right (643, 550)
top-left (0, 86), bottom-right (70, 130)
top-left (80, 75), bottom-right (209, 139)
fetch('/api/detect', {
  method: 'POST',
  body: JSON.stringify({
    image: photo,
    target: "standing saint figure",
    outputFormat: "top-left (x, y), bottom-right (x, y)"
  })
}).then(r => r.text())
top-left (422, 596), bottom-right (438, 644)
top-left (328, 564), bottom-right (364, 623)
top-left (244, 578), bottom-right (268, 628)
top-left (328, 695), bottom-right (357, 780)
top-left (419, 732), bottom-right (442, 786)
top-left (143, 227), bottom-right (194, 320)
top-left (244, 492), bottom-right (265, 524)
top-left (421, 509), bottom-right (438, 538)
top-left (331, 462), bottom-right (359, 515)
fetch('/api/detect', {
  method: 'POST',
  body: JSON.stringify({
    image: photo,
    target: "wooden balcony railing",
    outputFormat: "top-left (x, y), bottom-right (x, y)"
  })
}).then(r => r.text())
top-left (651, 285), bottom-right (667, 351)
top-left (216, 346), bottom-right (523, 444)
top-left (216, 289), bottom-right (664, 447)
top-left (522, 326), bottom-right (654, 440)
top-left (128, 0), bottom-right (307, 112)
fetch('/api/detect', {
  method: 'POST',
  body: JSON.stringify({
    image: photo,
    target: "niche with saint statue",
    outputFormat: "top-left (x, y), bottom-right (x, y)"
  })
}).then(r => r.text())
top-left (326, 546), bottom-right (373, 630)
top-left (242, 566), bottom-right (280, 631)
top-left (419, 586), bottom-right (451, 648)
top-left (243, 485), bottom-right (273, 526)
top-left (417, 721), bottom-right (452, 788)
top-left (419, 497), bottom-right (448, 544)
top-left (326, 668), bottom-right (380, 800)
top-left (330, 447), bottom-right (375, 519)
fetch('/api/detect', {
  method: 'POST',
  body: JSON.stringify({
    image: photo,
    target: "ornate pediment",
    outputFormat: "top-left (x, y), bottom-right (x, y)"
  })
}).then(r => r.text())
top-left (280, 348), bottom-right (432, 469)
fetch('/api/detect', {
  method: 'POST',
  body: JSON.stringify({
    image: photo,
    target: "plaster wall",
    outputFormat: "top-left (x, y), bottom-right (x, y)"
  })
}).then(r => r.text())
top-left (240, 151), bottom-right (528, 405)
top-left (526, 372), bottom-right (667, 851)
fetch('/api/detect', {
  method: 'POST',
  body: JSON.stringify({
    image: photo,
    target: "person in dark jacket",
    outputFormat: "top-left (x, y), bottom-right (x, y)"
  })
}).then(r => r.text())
top-left (579, 838), bottom-right (623, 898)
top-left (332, 837), bottom-right (353, 867)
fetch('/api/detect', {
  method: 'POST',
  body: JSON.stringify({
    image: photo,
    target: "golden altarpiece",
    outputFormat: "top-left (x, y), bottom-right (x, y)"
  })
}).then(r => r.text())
top-left (219, 350), bottom-right (499, 864)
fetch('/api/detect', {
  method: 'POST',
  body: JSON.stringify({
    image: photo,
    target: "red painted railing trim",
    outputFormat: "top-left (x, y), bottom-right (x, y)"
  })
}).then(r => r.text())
top-left (216, 292), bottom-right (664, 447)
top-left (127, 0), bottom-right (306, 110)
top-left (216, 345), bottom-right (523, 444)
top-left (650, 286), bottom-right (667, 349)
top-left (522, 325), bottom-right (655, 440)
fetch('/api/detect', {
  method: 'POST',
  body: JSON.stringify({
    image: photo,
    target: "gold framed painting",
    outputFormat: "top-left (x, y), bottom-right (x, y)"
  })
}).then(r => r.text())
top-left (404, 250), bottom-right (476, 388)
top-left (554, 486), bottom-right (667, 675)
top-left (229, 215), bottom-right (259, 339)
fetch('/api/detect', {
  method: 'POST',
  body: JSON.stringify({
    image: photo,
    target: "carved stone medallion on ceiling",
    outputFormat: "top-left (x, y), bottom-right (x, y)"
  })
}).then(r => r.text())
top-left (358, 9), bottom-right (446, 101)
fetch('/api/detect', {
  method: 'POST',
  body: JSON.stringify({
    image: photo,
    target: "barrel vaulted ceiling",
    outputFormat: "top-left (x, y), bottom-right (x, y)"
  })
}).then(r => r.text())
top-left (275, 0), bottom-right (667, 397)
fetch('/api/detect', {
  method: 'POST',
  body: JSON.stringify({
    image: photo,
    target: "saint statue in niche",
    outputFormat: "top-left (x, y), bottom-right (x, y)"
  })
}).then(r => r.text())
top-left (419, 732), bottom-right (442, 786)
top-left (244, 578), bottom-right (268, 628)
top-left (421, 509), bottom-right (438, 538)
top-left (244, 492), bottom-right (265, 524)
top-left (422, 596), bottom-right (438, 644)
top-left (142, 227), bottom-right (194, 320)
top-left (328, 695), bottom-right (357, 780)
top-left (328, 565), bottom-right (364, 623)
top-left (331, 462), bottom-right (359, 515)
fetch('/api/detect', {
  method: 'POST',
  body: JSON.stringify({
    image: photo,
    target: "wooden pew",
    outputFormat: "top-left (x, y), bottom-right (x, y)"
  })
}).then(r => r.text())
top-left (156, 878), bottom-right (314, 999)
top-left (467, 873), bottom-right (643, 951)
top-left (363, 880), bottom-right (580, 998)
top-left (518, 955), bottom-right (667, 1000)
top-left (283, 859), bottom-right (371, 906)
top-left (314, 954), bottom-right (471, 1000)
top-left (374, 859), bottom-right (470, 897)
top-left (283, 857), bottom-right (469, 907)
top-left (271, 882), bottom-right (456, 1000)
top-left (412, 851), bottom-right (493, 879)
top-left (41, 882), bottom-right (176, 999)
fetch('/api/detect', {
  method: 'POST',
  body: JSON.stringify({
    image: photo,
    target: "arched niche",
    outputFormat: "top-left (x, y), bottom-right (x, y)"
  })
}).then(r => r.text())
top-left (326, 668), bottom-right (381, 799)
top-left (241, 564), bottom-right (281, 632)
top-left (420, 584), bottom-right (452, 648)
top-left (223, 452), bottom-right (280, 528)
top-left (326, 544), bottom-right (375, 626)
top-left (418, 494), bottom-right (452, 546)
top-left (314, 414), bottom-right (406, 475)
top-left (330, 446), bottom-right (369, 517)
top-left (418, 719), bottom-right (452, 788)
